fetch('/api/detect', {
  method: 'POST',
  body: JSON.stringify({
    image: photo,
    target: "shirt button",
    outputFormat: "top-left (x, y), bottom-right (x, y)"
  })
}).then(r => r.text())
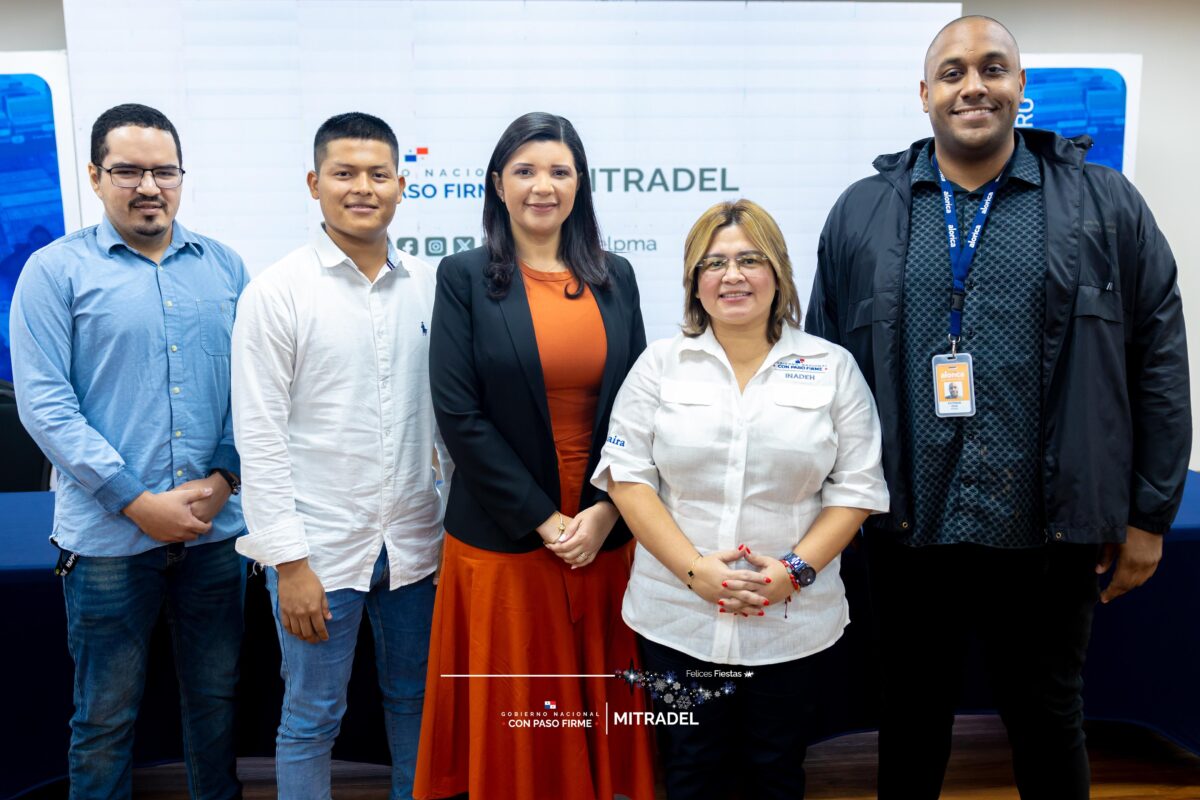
top-left (170, 344), bottom-right (178, 352)
top-left (175, 430), bottom-right (182, 438)
top-left (176, 469), bottom-right (184, 477)
top-left (900, 520), bottom-right (910, 530)
top-left (1055, 530), bottom-right (1065, 540)
top-left (172, 387), bottom-right (181, 395)
top-left (164, 300), bottom-right (173, 308)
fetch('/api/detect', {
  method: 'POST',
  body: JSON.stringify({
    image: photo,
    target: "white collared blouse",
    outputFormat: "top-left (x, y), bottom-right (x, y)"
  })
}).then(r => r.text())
top-left (592, 325), bottom-right (888, 665)
top-left (232, 227), bottom-right (451, 592)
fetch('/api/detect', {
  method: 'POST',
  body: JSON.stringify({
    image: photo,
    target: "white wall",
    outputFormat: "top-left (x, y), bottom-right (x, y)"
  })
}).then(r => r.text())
top-left (916, 0), bottom-right (1200, 467)
top-left (0, 0), bottom-right (65, 50)
top-left (6, 0), bottom-right (1200, 467)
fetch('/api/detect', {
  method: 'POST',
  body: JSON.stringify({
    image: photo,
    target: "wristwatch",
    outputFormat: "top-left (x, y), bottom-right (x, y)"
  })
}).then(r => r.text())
top-left (780, 552), bottom-right (817, 587)
top-left (209, 467), bottom-right (241, 495)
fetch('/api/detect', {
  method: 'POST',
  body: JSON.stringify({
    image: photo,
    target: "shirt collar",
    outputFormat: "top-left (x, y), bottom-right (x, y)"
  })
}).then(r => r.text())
top-left (912, 133), bottom-right (1042, 189)
top-left (96, 216), bottom-right (204, 257)
top-left (313, 224), bottom-right (404, 274)
top-left (678, 324), bottom-right (830, 362)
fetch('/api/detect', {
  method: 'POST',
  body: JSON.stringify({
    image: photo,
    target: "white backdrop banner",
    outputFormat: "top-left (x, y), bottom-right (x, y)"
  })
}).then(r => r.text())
top-left (62, 0), bottom-right (964, 341)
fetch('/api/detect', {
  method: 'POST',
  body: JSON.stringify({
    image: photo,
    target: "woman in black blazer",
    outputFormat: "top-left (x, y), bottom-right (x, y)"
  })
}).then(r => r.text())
top-left (414, 113), bottom-right (656, 800)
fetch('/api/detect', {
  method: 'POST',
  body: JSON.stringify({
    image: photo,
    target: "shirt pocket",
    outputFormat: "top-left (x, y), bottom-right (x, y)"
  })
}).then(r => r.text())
top-left (768, 384), bottom-right (837, 456)
top-left (1071, 284), bottom-right (1123, 324)
top-left (656, 378), bottom-right (722, 447)
top-left (197, 299), bottom-right (234, 356)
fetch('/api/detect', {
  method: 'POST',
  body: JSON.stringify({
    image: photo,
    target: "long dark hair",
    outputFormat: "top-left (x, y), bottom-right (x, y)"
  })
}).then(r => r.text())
top-left (482, 112), bottom-right (608, 299)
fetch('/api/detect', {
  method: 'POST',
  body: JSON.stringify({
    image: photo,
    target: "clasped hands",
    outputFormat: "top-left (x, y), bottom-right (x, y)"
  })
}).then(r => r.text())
top-left (122, 473), bottom-right (232, 543)
top-left (688, 545), bottom-right (796, 617)
top-left (537, 502), bottom-right (620, 569)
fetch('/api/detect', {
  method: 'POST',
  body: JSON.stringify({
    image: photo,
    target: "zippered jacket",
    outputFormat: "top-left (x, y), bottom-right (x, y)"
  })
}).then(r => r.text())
top-left (806, 128), bottom-right (1190, 543)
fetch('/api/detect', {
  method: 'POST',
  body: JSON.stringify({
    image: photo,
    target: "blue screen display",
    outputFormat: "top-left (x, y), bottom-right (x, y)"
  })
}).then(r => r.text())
top-left (0, 73), bottom-right (66, 384)
top-left (1021, 67), bottom-right (1128, 172)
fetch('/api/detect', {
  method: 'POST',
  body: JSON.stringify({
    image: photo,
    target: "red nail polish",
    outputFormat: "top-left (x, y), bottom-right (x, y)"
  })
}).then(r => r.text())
top-left (719, 608), bottom-right (726, 613)
top-left (721, 581), bottom-right (728, 588)
top-left (758, 611), bottom-right (765, 616)
top-left (763, 600), bottom-right (770, 606)
top-left (741, 613), bottom-right (749, 617)
top-left (718, 600), bottom-right (725, 606)
top-left (764, 577), bottom-right (772, 583)
top-left (737, 544), bottom-right (744, 551)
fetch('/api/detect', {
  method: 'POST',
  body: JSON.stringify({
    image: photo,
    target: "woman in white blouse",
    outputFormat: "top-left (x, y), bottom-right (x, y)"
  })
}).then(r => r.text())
top-left (593, 199), bottom-right (889, 800)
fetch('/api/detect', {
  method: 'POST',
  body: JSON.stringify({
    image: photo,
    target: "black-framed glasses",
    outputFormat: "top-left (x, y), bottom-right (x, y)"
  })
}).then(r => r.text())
top-left (696, 253), bottom-right (771, 274)
top-left (94, 164), bottom-right (186, 189)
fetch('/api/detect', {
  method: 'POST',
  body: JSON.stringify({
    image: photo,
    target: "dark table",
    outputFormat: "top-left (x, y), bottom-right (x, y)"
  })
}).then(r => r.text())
top-left (4, 479), bottom-right (1200, 797)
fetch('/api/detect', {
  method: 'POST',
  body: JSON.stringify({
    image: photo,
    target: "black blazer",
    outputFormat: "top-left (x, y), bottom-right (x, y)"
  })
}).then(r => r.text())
top-left (430, 247), bottom-right (647, 553)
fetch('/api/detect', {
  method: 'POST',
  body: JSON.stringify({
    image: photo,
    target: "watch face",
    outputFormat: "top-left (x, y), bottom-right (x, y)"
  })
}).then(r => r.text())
top-left (797, 565), bottom-right (817, 586)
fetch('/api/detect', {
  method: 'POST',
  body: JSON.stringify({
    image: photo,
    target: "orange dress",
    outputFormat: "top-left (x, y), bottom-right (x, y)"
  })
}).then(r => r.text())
top-left (414, 265), bottom-right (656, 800)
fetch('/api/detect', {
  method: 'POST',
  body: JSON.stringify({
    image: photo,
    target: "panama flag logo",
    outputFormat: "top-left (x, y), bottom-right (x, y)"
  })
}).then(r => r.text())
top-left (404, 147), bottom-right (429, 163)
top-left (544, 700), bottom-right (557, 710)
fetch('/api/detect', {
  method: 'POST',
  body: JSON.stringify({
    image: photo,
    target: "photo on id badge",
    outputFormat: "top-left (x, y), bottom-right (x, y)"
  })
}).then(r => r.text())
top-left (931, 353), bottom-right (976, 418)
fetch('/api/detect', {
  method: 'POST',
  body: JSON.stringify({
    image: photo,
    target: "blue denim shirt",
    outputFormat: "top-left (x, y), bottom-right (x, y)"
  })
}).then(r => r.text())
top-left (11, 217), bottom-right (248, 556)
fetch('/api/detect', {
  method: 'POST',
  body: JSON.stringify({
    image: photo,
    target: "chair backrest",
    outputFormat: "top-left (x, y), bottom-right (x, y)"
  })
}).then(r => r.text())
top-left (0, 382), bottom-right (53, 492)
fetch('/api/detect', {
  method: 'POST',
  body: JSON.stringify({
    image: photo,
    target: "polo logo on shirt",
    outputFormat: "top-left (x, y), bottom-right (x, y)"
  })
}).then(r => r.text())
top-left (420, 322), bottom-right (428, 336)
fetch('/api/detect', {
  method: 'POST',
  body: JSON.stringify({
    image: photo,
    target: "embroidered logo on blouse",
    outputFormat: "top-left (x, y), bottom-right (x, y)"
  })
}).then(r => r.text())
top-left (774, 358), bottom-right (829, 383)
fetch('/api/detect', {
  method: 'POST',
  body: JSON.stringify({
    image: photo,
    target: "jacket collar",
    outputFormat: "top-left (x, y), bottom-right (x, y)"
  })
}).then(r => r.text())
top-left (873, 128), bottom-right (1091, 192)
top-left (909, 133), bottom-right (1042, 189)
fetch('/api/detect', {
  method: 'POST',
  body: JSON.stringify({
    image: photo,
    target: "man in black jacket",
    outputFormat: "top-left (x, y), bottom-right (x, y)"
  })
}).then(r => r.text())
top-left (806, 15), bottom-right (1190, 800)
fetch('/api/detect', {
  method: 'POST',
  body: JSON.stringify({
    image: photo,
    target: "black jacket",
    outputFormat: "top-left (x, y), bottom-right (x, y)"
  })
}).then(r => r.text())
top-left (806, 128), bottom-right (1190, 543)
top-left (429, 247), bottom-right (647, 553)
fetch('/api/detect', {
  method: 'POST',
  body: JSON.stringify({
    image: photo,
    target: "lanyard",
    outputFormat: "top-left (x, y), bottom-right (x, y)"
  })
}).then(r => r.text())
top-left (932, 153), bottom-right (1010, 350)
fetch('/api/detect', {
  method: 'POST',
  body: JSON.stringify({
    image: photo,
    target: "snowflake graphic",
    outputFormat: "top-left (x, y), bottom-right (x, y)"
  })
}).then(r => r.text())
top-left (614, 667), bottom-right (738, 710)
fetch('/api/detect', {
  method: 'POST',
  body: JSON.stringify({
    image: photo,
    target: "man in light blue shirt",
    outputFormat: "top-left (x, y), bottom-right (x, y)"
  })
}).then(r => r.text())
top-left (11, 103), bottom-right (248, 799)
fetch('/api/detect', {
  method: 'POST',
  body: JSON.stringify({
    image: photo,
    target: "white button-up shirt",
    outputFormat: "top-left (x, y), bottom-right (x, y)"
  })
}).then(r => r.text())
top-left (592, 325), bottom-right (888, 665)
top-left (232, 227), bottom-right (451, 592)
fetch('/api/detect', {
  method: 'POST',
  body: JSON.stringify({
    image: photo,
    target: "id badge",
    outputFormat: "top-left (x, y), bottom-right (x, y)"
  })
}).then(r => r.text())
top-left (931, 352), bottom-right (976, 417)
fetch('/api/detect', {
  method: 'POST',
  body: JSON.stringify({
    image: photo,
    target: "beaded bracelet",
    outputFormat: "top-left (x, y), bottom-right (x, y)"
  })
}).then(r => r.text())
top-left (780, 558), bottom-right (802, 591)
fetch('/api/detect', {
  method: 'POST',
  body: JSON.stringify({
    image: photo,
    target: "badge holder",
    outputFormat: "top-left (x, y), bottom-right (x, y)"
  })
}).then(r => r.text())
top-left (931, 336), bottom-right (976, 418)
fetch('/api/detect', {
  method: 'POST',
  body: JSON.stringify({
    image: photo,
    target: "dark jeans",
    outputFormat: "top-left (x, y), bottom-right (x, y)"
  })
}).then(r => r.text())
top-left (866, 537), bottom-right (1100, 800)
top-left (62, 537), bottom-right (245, 800)
top-left (638, 635), bottom-right (830, 800)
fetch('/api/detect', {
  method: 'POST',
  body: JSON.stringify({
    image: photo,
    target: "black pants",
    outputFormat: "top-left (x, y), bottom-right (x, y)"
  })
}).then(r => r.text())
top-left (638, 635), bottom-right (830, 800)
top-left (866, 537), bottom-right (1100, 800)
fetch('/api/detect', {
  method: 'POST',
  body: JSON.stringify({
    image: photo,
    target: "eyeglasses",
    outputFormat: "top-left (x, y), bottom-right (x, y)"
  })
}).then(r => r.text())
top-left (95, 164), bottom-right (186, 189)
top-left (696, 253), bottom-right (771, 274)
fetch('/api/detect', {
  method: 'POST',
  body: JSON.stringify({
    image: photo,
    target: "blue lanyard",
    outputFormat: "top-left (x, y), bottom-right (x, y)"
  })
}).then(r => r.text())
top-left (932, 153), bottom-right (1009, 345)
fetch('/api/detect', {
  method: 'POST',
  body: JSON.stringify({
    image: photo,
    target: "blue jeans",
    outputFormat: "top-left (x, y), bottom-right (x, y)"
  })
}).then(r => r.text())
top-left (62, 536), bottom-right (245, 800)
top-left (266, 549), bottom-right (434, 800)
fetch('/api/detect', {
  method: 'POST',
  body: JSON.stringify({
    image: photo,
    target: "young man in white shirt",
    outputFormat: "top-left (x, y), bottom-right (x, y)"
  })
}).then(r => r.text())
top-left (231, 113), bottom-right (449, 799)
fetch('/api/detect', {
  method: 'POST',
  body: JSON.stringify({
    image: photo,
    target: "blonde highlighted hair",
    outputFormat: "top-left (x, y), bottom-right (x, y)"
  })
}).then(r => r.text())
top-left (681, 199), bottom-right (801, 343)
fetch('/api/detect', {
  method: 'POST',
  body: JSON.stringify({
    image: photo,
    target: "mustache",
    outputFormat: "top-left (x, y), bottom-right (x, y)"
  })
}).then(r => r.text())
top-left (129, 196), bottom-right (165, 209)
